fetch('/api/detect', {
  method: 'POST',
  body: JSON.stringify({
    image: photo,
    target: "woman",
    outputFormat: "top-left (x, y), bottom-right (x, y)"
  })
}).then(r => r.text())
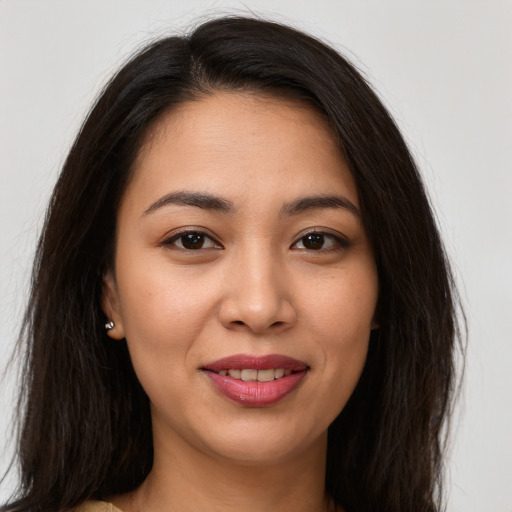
top-left (2, 16), bottom-right (461, 512)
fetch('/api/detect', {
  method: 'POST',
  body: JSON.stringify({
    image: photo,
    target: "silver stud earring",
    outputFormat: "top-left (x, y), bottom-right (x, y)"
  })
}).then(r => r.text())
top-left (105, 320), bottom-right (115, 331)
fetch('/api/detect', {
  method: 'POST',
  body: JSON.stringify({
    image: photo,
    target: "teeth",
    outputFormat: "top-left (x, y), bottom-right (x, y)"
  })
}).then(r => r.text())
top-left (219, 368), bottom-right (294, 382)
top-left (228, 369), bottom-right (241, 379)
top-left (241, 369), bottom-right (258, 382)
top-left (257, 369), bottom-right (275, 382)
top-left (275, 368), bottom-right (285, 379)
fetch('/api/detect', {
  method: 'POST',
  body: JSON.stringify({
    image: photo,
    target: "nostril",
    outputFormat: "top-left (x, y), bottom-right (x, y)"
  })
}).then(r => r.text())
top-left (231, 319), bottom-right (284, 329)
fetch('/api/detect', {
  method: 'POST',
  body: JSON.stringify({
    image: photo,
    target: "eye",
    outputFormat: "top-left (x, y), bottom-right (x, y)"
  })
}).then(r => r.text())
top-left (163, 230), bottom-right (221, 251)
top-left (292, 231), bottom-right (349, 251)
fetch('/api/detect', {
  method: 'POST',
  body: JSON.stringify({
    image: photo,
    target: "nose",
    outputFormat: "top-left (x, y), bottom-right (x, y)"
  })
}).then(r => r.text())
top-left (218, 247), bottom-right (297, 334)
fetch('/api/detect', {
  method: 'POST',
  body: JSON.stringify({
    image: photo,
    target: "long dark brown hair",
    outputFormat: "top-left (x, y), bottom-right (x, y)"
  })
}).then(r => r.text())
top-left (2, 16), bottom-right (463, 512)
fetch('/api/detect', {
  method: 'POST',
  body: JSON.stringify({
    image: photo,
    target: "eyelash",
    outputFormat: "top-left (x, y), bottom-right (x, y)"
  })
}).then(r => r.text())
top-left (161, 229), bottom-right (350, 252)
top-left (291, 230), bottom-right (350, 252)
top-left (161, 229), bottom-right (222, 251)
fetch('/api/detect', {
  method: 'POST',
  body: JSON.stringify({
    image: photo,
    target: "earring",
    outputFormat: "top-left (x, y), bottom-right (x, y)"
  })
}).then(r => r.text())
top-left (105, 320), bottom-right (115, 331)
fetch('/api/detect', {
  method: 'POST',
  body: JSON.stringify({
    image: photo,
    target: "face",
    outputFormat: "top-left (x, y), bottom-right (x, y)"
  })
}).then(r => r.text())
top-left (103, 92), bottom-right (378, 466)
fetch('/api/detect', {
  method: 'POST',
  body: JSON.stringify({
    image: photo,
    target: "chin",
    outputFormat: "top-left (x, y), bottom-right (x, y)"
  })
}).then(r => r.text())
top-left (195, 416), bottom-right (327, 467)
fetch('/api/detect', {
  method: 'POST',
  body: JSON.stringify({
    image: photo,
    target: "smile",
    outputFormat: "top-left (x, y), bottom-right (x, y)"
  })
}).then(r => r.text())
top-left (215, 368), bottom-right (292, 381)
top-left (202, 354), bottom-right (309, 407)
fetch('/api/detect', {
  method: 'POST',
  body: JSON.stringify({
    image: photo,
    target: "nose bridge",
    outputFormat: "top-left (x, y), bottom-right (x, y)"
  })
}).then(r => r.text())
top-left (219, 238), bottom-right (296, 333)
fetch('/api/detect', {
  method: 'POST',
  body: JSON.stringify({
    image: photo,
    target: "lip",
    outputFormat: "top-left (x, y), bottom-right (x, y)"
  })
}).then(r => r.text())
top-left (202, 353), bottom-right (309, 407)
top-left (203, 353), bottom-right (308, 372)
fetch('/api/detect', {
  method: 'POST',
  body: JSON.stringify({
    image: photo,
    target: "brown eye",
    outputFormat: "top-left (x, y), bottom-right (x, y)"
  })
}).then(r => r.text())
top-left (180, 233), bottom-right (206, 250)
top-left (292, 231), bottom-right (350, 251)
top-left (302, 233), bottom-right (325, 250)
top-left (164, 230), bottom-right (220, 251)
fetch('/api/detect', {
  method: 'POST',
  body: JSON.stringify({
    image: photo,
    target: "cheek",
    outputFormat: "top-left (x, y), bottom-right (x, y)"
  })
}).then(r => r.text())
top-left (304, 265), bottom-right (377, 400)
top-left (114, 254), bottom-right (220, 367)
top-left (305, 262), bottom-right (377, 338)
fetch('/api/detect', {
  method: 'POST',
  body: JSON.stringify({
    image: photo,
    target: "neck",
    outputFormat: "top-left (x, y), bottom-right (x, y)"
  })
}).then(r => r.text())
top-left (113, 423), bottom-right (334, 512)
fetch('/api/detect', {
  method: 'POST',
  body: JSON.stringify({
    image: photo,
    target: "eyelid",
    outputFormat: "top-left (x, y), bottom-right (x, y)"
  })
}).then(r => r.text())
top-left (290, 228), bottom-right (351, 250)
top-left (159, 226), bottom-right (349, 251)
top-left (160, 227), bottom-right (223, 249)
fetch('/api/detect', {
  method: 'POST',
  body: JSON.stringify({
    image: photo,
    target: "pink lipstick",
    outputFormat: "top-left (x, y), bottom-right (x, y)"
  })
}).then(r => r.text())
top-left (202, 354), bottom-right (308, 407)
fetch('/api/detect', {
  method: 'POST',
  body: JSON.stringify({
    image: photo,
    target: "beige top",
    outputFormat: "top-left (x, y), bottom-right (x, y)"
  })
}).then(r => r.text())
top-left (71, 498), bottom-right (343, 512)
top-left (71, 501), bottom-right (123, 512)
top-left (71, 498), bottom-right (345, 512)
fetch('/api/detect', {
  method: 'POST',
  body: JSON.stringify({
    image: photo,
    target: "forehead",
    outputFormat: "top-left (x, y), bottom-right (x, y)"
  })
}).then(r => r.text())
top-left (126, 92), bottom-right (358, 211)
top-left (138, 92), bottom-right (337, 160)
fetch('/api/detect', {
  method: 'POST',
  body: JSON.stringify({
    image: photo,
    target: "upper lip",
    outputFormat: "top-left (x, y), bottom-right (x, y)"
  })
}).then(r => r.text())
top-left (202, 353), bottom-right (309, 372)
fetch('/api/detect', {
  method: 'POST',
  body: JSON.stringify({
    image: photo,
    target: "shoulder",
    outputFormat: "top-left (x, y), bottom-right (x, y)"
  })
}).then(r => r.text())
top-left (70, 501), bottom-right (124, 512)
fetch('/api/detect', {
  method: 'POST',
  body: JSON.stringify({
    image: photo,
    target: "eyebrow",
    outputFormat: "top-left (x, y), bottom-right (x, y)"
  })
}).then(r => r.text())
top-left (143, 191), bottom-right (359, 218)
top-left (280, 195), bottom-right (360, 217)
top-left (143, 191), bottom-right (234, 216)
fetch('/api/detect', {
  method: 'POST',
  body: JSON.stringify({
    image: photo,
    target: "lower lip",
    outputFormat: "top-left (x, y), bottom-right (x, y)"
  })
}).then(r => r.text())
top-left (204, 370), bottom-right (307, 407)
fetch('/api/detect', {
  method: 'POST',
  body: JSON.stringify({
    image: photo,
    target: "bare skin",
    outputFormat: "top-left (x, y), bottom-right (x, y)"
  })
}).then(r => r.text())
top-left (103, 92), bottom-right (376, 512)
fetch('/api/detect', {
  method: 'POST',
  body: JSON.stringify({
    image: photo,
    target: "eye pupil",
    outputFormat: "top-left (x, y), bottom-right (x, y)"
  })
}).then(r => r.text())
top-left (181, 233), bottom-right (204, 249)
top-left (303, 233), bottom-right (324, 250)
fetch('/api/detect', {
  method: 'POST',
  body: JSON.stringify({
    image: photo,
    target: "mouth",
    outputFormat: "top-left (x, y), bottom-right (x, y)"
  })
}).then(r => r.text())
top-left (210, 368), bottom-right (294, 381)
top-left (201, 354), bottom-right (309, 407)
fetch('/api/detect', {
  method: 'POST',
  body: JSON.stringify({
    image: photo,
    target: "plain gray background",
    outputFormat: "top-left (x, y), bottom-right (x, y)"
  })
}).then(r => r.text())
top-left (1, 1), bottom-right (511, 510)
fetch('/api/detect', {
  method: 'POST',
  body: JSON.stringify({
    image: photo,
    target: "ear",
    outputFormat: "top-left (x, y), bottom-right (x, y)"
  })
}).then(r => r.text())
top-left (101, 271), bottom-right (125, 340)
